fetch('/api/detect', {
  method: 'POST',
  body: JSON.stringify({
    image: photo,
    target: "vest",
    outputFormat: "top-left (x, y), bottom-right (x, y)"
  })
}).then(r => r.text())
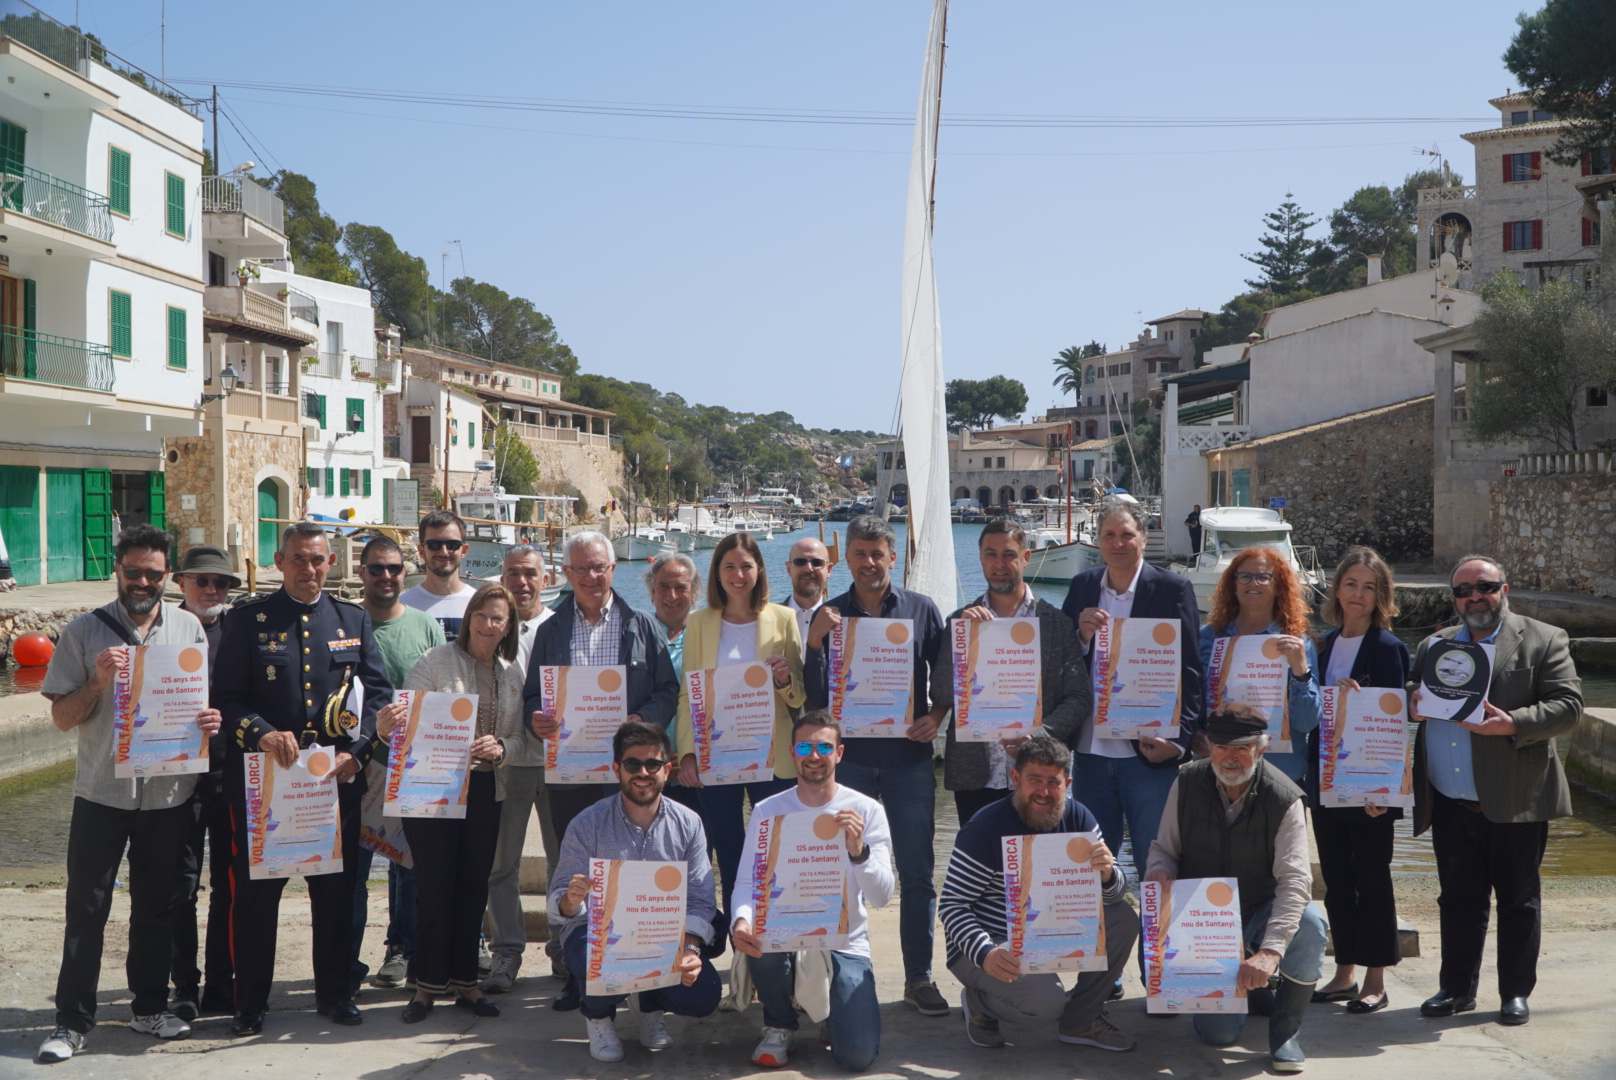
top-left (1176, 758), bottom-right (1303, 921)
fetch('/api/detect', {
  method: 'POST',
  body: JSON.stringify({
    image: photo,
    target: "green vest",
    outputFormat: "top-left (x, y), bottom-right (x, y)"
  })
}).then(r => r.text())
top-left (1176, 758), bottom-right (1303, 921)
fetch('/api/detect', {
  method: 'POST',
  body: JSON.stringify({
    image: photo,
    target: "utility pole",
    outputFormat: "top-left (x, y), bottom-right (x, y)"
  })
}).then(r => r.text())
top-left (211, 86), bottom-right (219, 175)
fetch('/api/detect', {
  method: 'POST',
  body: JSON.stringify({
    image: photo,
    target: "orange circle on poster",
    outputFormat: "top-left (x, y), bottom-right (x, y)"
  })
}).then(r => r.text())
top-left (1010, 621), bottom-right (1036, 646)
top-left (885, 623), bottom-right (910, 646)
top-left (1260, 638), bottom-right (1283, 660)
top-left (597, 669), bottom-right (623, 693)
top-left (178, 647), bottom-right (205, 673)
top-left (744, 665), bottom-right (769, 689)
top-left (1152, 623), bottom-right (1177, 646)
top-left (653, 866), bottom-right (683, 893)
top-left (1066, 836), bottom-right (1093, 864)
top-left (1379, 693), bottom-right (1404, 716)
top-left (1204, 881), bottom-right (1235, 908)
top-left (812, 814), bottom-right (841, 841)
top-left (306, 752), bottom-right (332, 777)
top-left (450, 697), bottom-right (475, 722)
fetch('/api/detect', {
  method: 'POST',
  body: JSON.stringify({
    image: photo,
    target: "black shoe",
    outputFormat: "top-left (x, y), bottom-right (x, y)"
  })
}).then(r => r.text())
top-left (1312, 983), bottom-right (1359, 1004)
top-left (1499, 997), bottom-right (1530, 1026)
top-left (199, 987), bottom-right (236, 1015)
top-left (455, 996), bottom-right (501, 1017)
top-left (401, 999), bottom-right (434, 1024)
top-left (1420, 990), bottom-right (1477, 1018)
top-left (169, 997), bottom-right (200, 1022)
top-left (1108, 980), bottom-right (1125, 1002)
top-left (318, 1000), bottom-right (362, 1026)
top-left (1347, 993), bottom-right (1390, 1015)
top-left (230, 1013), bottom-right (264, 1037)
top-left (552, 977), bottom-right (581, 1012)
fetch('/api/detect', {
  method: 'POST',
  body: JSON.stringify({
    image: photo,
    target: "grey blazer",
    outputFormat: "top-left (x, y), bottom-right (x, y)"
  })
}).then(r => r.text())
top-left (1410, 611), bottom-right (1583, 834)
top-left (931, 596), bottom-right (1092, 792)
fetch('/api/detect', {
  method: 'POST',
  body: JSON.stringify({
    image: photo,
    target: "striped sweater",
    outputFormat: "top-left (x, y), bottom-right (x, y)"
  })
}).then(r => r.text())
top-left (939, 795), bottom-right (1129, 969)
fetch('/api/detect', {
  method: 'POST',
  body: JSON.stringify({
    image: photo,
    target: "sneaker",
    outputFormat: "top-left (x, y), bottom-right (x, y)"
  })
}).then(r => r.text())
top-left (961, 988), bottom-right (1004, 1048)
top-left (904, 979), bottom-right (950, 1016)
top-left (751, 1025), bottom-right (793, 1067)
top-left (373, 947), bottom-right (407, 989)
top-left (483, 954), bottom-right (519, 994)
top-left (586, 1015), bottom-right (624, 1062)
top-left (638, 1008), bottom-right (673, 1049)
top-left (130, 1012), bottom-right (192, 1040)
top-left (36, 1027), bottom-right (85, 1063)
top-left (1058, 1013), bottom-right (1136, 1052)
top-left (169, 996), bottom-right (199, 1022)
top-left (477, 940), bottom-right (494, 976)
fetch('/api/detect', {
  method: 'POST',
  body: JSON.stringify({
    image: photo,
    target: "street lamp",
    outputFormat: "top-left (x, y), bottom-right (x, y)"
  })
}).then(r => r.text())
top-left (199, 362), bottom-right (240, 406)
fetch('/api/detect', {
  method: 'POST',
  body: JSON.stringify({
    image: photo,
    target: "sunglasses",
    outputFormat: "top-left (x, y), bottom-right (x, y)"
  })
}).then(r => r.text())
top-left (364, 563), bottom-right (405, 576)
top-left (793, 741), bottom-right (836, 758)
top-left (791, 557), bottom-right (827, 569)
top-left (1234, 571), bottom-right (1275, 586)
top-left (184, 574), bottom-right (234, 590)
top-left (119, 566), bottom-right (167, 583)
top-left (616, 757), bottom-right (669, 774)
top-left (1452, 580), bottom-right (1504, 599)
top-left (422, 539), bottom-right (464, 552)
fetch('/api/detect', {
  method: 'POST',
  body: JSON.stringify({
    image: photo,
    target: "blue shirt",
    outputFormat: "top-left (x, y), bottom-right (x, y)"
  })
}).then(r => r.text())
top-left (1424, 625), bottom-right (1497, 801)
top-left (661, 623), bottom-right (686, 681)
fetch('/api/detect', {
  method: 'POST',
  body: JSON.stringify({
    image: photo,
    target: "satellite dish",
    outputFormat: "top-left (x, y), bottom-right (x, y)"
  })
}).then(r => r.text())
top-left (1436, 251), bottom-right (1459, 288)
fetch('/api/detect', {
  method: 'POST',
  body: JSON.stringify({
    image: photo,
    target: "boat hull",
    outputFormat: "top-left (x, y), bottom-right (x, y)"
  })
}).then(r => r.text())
top-left (613, 535), bottom-right (678, 561)
top-left (1023, 539), bottom-right (1102, 584)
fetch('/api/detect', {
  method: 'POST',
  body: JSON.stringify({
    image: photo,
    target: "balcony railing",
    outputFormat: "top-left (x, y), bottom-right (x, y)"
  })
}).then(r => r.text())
top-left (200, 174), bottom-right (286, 234)
top-left (1509, 452), bottom-right (1616, 477)
top-left (0, 1), bottom-right (202, 116)
top-left (305, 352), bottom-right (342, 378)
top-left (287, 289), bottom-right (319, 326)
top-left (203, 284), bottom-right (288, 329)
top-left (383, 434), bottom-right (402, 460)
top-left (0, 166), bottom-right (113, 241)
top-left (506, 419), bottom-right (612, 448)
top-left (0, 324), bottom-right (113, 391)
top-left (1418, 185), bottom-right (1479, 207)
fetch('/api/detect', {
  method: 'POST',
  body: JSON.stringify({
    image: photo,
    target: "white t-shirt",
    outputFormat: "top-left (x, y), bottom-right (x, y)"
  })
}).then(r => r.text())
top-left (718, 618), bottom-right (758, 666)
top-left (1325, 632), bottom-right (1365, 688)
top-left (1079, 561), bottom-right (1146, 758)
top-left (401, 582), bottom-right (476, 639)
top-left (731, 784), bottom-right (895, 958)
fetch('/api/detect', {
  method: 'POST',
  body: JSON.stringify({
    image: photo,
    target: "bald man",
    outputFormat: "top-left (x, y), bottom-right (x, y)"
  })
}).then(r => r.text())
top-left (783, 537), bottom-right (832, 657)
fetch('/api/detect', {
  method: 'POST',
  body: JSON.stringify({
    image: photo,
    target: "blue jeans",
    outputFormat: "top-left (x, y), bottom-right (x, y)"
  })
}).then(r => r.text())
top-left (1192, 900), bottom-right (1329, 1047)
top-left (697, 778), bottom-right (789, 915)
top-left (562, 926), bottom-right (721, 1021)
top-left (1072, 752), bottom-right (1179, 879)
top-left (836, 750), bottom-right (936, 983)
top-left (750, 950), bottom-right (880, 1072)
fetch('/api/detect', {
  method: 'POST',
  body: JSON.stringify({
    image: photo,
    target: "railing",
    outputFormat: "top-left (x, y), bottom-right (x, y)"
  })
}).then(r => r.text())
top-left (507, 419), bottom-right (611, 447)
top-left (200, 175), bottom-right (286, 233)
top-left (1176, 425), bottom-right (1250, 451)
top-left (0, 166), bottom-right (113, 241)
top-left (304, 352), bottom-right (342, 378)
top-left (265, 393), bottom-right (298, 422)
top-left (265, 380), bottom-right (290, 396)
top-left (0, 324), bottom-right (114, 391)
top-left (203, 284), bottom-right (289, 329)
top-left (1451, 405), bottom-right (1471, 423)
top-left (286, 289), bottom-right (319, 325)
top-left (382, 434), bottom-right (402, 460)
top-left (0, 1), bottom-right (201, 114)
top-left (1418, 185), bottom-right (1479, 207)
top-left (1509, 452), bottom-right (1616, 476)
top-left (226, 388), bottom-right (260, 417)
top-left (350, 356), bottom-right (399, 384)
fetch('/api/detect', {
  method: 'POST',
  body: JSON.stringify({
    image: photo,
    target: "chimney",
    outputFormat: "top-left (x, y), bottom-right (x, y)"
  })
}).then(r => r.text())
top-left (1366, 254), bottom-right (1383, 285)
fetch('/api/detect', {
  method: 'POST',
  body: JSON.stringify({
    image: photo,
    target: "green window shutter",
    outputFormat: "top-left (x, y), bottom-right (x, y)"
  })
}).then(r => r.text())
top-left (82, 469), bottom-right (112, 579)
top-left (164, 172), bottom-right (185, 236)
top-left (108, 147), bottom-right (130, 216)
top-left (166, 306), bottom-right (186, 369)
top-left (109, 291), bottom-right (132, 358)
top-left (318, 394), bottom-right (328, 427)
top-left (363, 469), bottom-right (372, 496)
top-left (346, 397), bottom-right (364, 432)
top-left (147, 471), bottom-right (166, 532)
top-left (324, 467), bottom-right (334, 494)
top-left (340, 469), bottom-right (350, 497)
top-left (22, 277), bottom-right (36, 379)
top-left (468, 422), bottom-right (476, 448)
top-left (0, 121), bottom-right (24, 212)
top-left (307, 466), bottom-right (318, 491)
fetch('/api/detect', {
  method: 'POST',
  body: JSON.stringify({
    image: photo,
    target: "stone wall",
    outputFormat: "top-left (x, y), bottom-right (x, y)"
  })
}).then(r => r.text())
top-left (523, 440), bottom-right (627, 527)
top-left (0, 605), bottom-right (98, 663)
top-left (1489, 473), bottom-right (1616, 597)
top-left (162, 432), bottom-right (217, 557)
top-left (226, 430), bottom-right (305, 568)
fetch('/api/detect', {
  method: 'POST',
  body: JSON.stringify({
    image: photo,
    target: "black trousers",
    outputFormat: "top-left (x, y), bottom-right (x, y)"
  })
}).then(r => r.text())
top-left (402, 771), bottom-right (501, 994)
top-left (1431, 790), bottom-right (1549, 1000)
top-left (953, 787), bottom-right (1007, 829)
top-left (546, 783), bottom-right (612, 849)
top-left (171, 773), bottom-right (234, 999)
top-left (1312, 806), bottom-right (1401, 968)
top-left (228, 793), bottom-right (361, 1016)
top-left (55, 797), bottom-right (193, 1033)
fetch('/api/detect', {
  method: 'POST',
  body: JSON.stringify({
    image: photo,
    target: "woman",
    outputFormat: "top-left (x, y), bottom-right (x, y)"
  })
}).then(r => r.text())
top-left (377, 584), bottom-right (524, 1023)
top-left (1307, 548), bottom-right (1410, 1015)
top-left (1198, 546), bottom-right (1321, 783)
top-left (674, 532), bottom-right (804, 915)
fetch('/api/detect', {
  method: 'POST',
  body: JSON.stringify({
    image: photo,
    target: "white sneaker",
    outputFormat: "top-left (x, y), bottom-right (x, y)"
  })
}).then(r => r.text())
top-left (586, 1015), bottom-right (624, 1062)
top-left (751, 1025), bottom-right (793, 1067)
top-left (37, 1027), bottom-right (85, 1063)
top-left (130, 1012), bottom-right (192, 1040)
top-left (638, 1008), bottom-right (672, 1049)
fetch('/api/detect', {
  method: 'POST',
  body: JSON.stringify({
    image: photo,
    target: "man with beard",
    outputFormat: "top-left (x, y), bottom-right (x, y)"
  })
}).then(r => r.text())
top-left (1410, 555), bottom-right (1582, 1027)
top-left (1145, 704), bottom-right (1325, 1074)
top-left (401, 509), bottom-right (477, 638)
top-left (731, 712), bottom-right (894, 1071)
top-left (37, 526), bottom-right (219, 1063)
top-left (939, 738), bottom-right (1138, 1052)
top-left (782, 537), bottom-right (831, 657)
top-left (547, 721), bottom-right (720, 1063)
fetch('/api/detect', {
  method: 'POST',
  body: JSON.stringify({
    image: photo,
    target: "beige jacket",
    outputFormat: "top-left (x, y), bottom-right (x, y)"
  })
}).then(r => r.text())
top-left (402, 642), bottom-right (525, 801)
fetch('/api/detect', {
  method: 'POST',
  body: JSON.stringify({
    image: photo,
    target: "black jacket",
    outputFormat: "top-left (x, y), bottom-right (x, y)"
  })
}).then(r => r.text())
top-left (1307, 626), bottom-right (1411, 820)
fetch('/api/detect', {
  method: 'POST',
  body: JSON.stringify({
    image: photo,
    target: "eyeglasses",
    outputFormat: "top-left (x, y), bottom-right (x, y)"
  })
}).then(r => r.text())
top-left (184, 574), bottom-right (233, 590)
top-left (364, 563), bottom-right (405, 576)
top-left (1234, 571), bottom-right (1275, 586)
top-left (422, 539), bottom-right (464, 552)
top-left (790, 557), bottom-right (827, 569)
top-left (1452, 580), bottom-right (1504, 599)
top-left (617, 757), bottom-right (669, 773)
top-left (793, 741), bottom-right (836, 758)
top-left (119, 566), bottom-right (167, 583)
top-left (567, 564), bottom-right (612, 579)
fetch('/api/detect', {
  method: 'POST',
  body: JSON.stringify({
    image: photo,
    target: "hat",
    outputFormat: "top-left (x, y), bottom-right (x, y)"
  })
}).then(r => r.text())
top-left (1204, 703), bottom-right (1267, 745)
top-left (176, 545), bottom-right (241, 586)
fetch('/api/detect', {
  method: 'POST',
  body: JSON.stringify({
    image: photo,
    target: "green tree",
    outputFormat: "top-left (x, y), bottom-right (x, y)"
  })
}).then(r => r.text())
top-left (945, 375), bottom-right (1029, 431)
top-left (491, 422), bottom-right (541, 496)
top-left (1504, 0), bottom-right (1616, 166)
top-left (1243, 193), bottom-right (1320, 296)
top-left (261, 171), bottom-right (357, 285)
top-left (443, 277), bottom-right (579, 376)
top-left (1117, 400), bottom-right (1160, 494)
top-left (1050, 341), bottom-right (1105, 407)
top-left (343, 224), bottom-right (432, 340)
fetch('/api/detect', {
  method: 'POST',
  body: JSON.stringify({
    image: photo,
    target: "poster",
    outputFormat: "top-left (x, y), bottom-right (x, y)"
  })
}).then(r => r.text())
top-left (1318, 687), bottom-right (1415, 808)
top-left (1207, 635), bottom-right (1292, 752)
top-left (112, 643), bottom-right (210, 777)
top-left (1143, 878), bottom-right (1246, 1014)
top-left (541, 665), bottom-right (628, 784)
top-left (358, 759), bottom-right (412, 867)
top-left (827, 617), bottom-right (915, 738)
top-left (244, 746), bottom-right (343, 880)
top-left (748, 811), bottom-right (852, 952)
top-left (1092, 617), bottom-right (1182, 740)
top-left (584, 858), bottom-right (687, 995)
top-left (687, 662), bottom-right (777, 785)
top-left (384, 690), bottom-right (477, 819)
top-left (951, 617), bottom-right (1043, 742)
top-left (1002, 830), bottom-right (1107, 974)
top-left (1415, 639), bottom-right (1494, 723)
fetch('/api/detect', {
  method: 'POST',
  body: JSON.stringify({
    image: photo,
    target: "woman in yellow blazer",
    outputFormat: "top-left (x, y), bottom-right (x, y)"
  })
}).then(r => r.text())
top-left (675, 531), bottom-right (805, 914)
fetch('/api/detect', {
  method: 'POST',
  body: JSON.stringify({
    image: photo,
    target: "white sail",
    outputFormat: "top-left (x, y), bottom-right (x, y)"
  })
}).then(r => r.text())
top-left (897, 0), bottom-right (957, 614)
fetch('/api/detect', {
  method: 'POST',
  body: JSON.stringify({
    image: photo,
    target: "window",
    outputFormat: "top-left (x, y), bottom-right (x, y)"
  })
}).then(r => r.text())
top-left (1189, 328), bottom-right (1198, 339)
top-left (346, 397), bottom-right (365, 432)
top-left (108, 147), bottom-right (130, 217)
top-left (165, 306), bottom-right (186, 368)
top-left (324, 467), bottom-right (334, 495)
top-left (1159, 360), bottom-right (1179, 373)
top-left (164, 171), bottom-right (185, 236)
top-left (1503, 220), bottom-right (1543, 252)
top-left (326, 321), bottom-right (343, 356)
top-left (1121, 392), bottom-right (1129, 407)
top-left (1533, 110), bottom-right (1554, 122)
top-left (340, 469), bottom-right (350, 497)
top-left (1166, 329), bottom-right (1174, 341)
top-left (896, 452), bottom-right (905, 468)
top-left (1504, 152), bottom-right (1541, 183)
top-left (1511, 110), bottom-right (1529, 126)
top-left (108, 290), bottom-right (132, 358)
top-left (1084, 366), bottom-right (1095, 383)
top-left (1584, 148), bottom-right (1614, 177)
top-left (363, 469), bottom-right (372, 496)
top-left (882, 452), bottom-right (894, 469)
top-left (304, 392), bottom-right (327, 426)
top-left (307, 466), bottom-right (319, 492)
top-left (996, 456), bottom-right (1005, 468)
top-left (1110, 421), bottom-right (1124, 436)
top-left (1589, 388), bottom-right (1609, 407)
top-left (468, 421), bottom-right (476, 448)
top-left (1585, 217), bottom-right (1603, 248)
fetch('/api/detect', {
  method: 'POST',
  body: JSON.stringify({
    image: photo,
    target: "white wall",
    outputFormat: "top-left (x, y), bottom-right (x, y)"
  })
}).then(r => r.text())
top-left (1260, 270), bottom-right (1480, 338)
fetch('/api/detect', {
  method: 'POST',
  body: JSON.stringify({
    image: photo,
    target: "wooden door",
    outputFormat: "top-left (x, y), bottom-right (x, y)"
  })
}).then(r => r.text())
top-left (0, 464), bottom-right (39, 585)
top-left (258, 479), bottom-right (280, 566)
top-left (411, 415), bottom-right (432, 464)
top-left (44, 468), bottom-right (84, 582)
top-left (82, 468), bottom-right (112, 579)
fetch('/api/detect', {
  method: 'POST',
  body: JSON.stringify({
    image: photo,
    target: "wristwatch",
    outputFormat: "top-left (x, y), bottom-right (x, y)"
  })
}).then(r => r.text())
top-left (683, 943), bottom-right (702, 955)
top-left (848, 846), bottom-right (870, 865)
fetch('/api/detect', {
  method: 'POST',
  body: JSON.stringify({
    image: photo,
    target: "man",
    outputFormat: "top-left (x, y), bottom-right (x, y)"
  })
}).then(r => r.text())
top-left (1184, 504), bottom-right (1203, 557)
top-left (483, 544), bottom-right (559, 994)
top-left (214, 522), bottom-right (391, 1036)
top-left (37, 526), bottom-right (220, 1063)
top-left (732, 713), bottom-right (894, 1071)
top-left (940, 739), bottom-right (1138, 1052)
top-left (525, 530), bottom-right (678, 1011)
top-left (1410, 555), bottom-right (1582, 1027)
top-left (350, 535), bottom-right (445, 993)
top-left (167, 545), bottom-right (240, 1021)
top-left (401, 509), bottom-right (477, 638)
top-left (1061, 496), bottom-right (1203, 882)
top-left (644, 551), bottom-right (702, 819)
top-left (804, 514), bottom-right (949, 1016)
top-left (783, 536), bottom-right (832, 657)
top-left (1146, 704), bottom-right (1325, 1075)
top-left (548, 721), bottom-right (721, 1063)
top-left (931, 520), bottom-right (1091, 825)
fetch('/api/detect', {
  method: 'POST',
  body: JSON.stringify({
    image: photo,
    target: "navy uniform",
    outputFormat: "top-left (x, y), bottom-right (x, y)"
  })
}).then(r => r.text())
top-left (213, 587), bottom-right (390, 1028)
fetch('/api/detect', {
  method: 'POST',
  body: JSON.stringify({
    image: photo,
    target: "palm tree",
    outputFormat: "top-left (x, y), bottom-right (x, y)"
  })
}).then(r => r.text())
top-left (1050, 342), bottom-right (1103, 407)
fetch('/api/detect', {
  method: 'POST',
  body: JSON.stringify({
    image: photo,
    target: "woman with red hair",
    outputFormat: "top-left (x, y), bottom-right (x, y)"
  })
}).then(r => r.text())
top-left (1196, 547), bottom-right (1321, 782)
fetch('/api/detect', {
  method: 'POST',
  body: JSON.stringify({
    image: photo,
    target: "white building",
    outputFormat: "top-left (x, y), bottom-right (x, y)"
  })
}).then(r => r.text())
top-left (402, 373), bottom-right (487, 508)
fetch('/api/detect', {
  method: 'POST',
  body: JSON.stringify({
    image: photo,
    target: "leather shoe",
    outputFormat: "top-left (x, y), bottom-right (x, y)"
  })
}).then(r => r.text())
top-left (552, 978), bottom-right (582, 1012)
top-left (199, 987), bottom-right (236, 1015)
top-left (318, 1000), bottom-right (362, 1026)
top-left (1499, 997), bottom-right (1530, 1026)
top-left (1312, 983), bottom-right (1359, 1004)
top-left (401, 999), bottom-right (434, 1024)
top-left (1420, 990), bottom-right (1477, 1017)
top-left (1347, 993), bottom-right (1390, 1014)
top-left (230, 1013), bottom-right (264, 1037)
top-left (455, 996), bottom-right (501, 1017)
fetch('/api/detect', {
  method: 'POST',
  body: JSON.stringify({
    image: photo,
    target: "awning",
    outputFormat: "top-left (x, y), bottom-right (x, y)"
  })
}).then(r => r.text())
top-left (1159, 359), bottom-right (1248, 405)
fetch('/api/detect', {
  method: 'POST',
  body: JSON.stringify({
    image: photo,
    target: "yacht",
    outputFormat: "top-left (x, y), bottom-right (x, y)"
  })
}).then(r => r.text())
top-left (1168, 506), bottom-right (1324, 610)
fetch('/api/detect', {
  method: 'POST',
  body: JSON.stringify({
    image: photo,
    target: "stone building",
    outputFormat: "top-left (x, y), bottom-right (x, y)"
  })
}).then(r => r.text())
top-left (1490, 467), bottom-right (1616, 598)
top-left (873, 418), bottom-right (1113, 511)
top-left (1047, 309), bottom-right (1205, 441)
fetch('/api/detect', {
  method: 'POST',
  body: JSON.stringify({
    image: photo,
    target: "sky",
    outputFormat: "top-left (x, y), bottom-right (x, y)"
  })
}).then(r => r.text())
top-left (49, 0), bottom-right (1536, 431)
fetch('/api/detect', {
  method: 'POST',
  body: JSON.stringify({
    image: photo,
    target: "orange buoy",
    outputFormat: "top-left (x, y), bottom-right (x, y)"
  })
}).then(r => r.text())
top-left (12, 631), bottom-right (53, 667)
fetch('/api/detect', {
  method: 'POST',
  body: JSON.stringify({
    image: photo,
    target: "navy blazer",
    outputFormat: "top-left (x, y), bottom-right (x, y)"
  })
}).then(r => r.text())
top-left (1060, 562), bottom-right (1204, 766)
top-left (1307, 625), bottom-right (1411, 819)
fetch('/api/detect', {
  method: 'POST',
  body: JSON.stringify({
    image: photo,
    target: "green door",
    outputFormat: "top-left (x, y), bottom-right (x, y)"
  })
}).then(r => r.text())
top-left (257, 479), bottom-right (280, 566)
top-left (83, 468), bottom-right (112, 579)
top-left (1232, 468), bottom-right (1252, 507)
top-left (147, 471), bottom-right (166, 531)
top-left (44, 468), bottom-right (84, 582)
top-left (0, 464), bottom-right (39, 585)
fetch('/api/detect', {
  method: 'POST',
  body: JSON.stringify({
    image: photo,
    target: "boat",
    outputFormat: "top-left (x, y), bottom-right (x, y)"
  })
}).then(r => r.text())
top-left (1023, 533), bottom-right (1103, 584)
top-left (451, 488), bottom-right (572, 604)
top-left (1167, 505), bottom-right (1325, 610)
top-left (612, 526), bottom-right (678, 562)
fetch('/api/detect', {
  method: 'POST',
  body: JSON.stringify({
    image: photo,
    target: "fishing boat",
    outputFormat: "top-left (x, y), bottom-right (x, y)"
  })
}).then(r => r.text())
top-left (612, 526), bottom-right (679, 561)
top-left (1168, 505), bottom-right (1325, 610)
top-left (452, 488), bottom-right (571, 603)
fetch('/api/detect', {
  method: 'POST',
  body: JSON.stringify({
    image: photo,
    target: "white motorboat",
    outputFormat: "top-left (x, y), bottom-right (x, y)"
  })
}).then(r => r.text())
top-left (1168, 505), bottom-right (1324, 610)
top-left (451, 488), bottom-right (574, 605)
top-left (612, 527), bottom-right (679, 562)
top-left (1023, 530), bottom-right (1102, 584)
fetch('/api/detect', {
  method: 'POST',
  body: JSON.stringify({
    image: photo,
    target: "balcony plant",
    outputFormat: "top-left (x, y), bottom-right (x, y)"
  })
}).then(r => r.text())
top-left (234, 261), bottom-right (262, 286)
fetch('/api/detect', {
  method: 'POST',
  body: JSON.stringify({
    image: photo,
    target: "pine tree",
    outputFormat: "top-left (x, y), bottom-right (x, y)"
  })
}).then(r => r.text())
top-left (1243, 193), bottom-right (1320, 296)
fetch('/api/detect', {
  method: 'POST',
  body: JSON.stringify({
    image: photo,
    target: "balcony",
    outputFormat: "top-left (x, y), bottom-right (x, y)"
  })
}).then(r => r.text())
top-left (204, 284), bottom-right (289, 330)
top-left (382, 434), bottom-right (402, 460)
top-left (0, 324), bottom-right (113, 392)
top-left (0, 166), bottom-right (114, 256)
top-left (1418, 185), bottom-right (1478, 208)
top-left (506, 419), bottom-right (612, 448)
top-left (201, 174), bottom-right (285, 233)
top-left (304, 351), bottom-right (342, 379)
top-left (286, 288), bottom-right (319, 326)
top-left (0, 1), bottom-right (201, 116)
top-left (350, 355), bottom-right (400, 387)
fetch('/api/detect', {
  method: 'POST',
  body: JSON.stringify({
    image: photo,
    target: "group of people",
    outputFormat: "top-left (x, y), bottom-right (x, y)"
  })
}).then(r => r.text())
top-left (34, 498), bottom-right (1583, 1075)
